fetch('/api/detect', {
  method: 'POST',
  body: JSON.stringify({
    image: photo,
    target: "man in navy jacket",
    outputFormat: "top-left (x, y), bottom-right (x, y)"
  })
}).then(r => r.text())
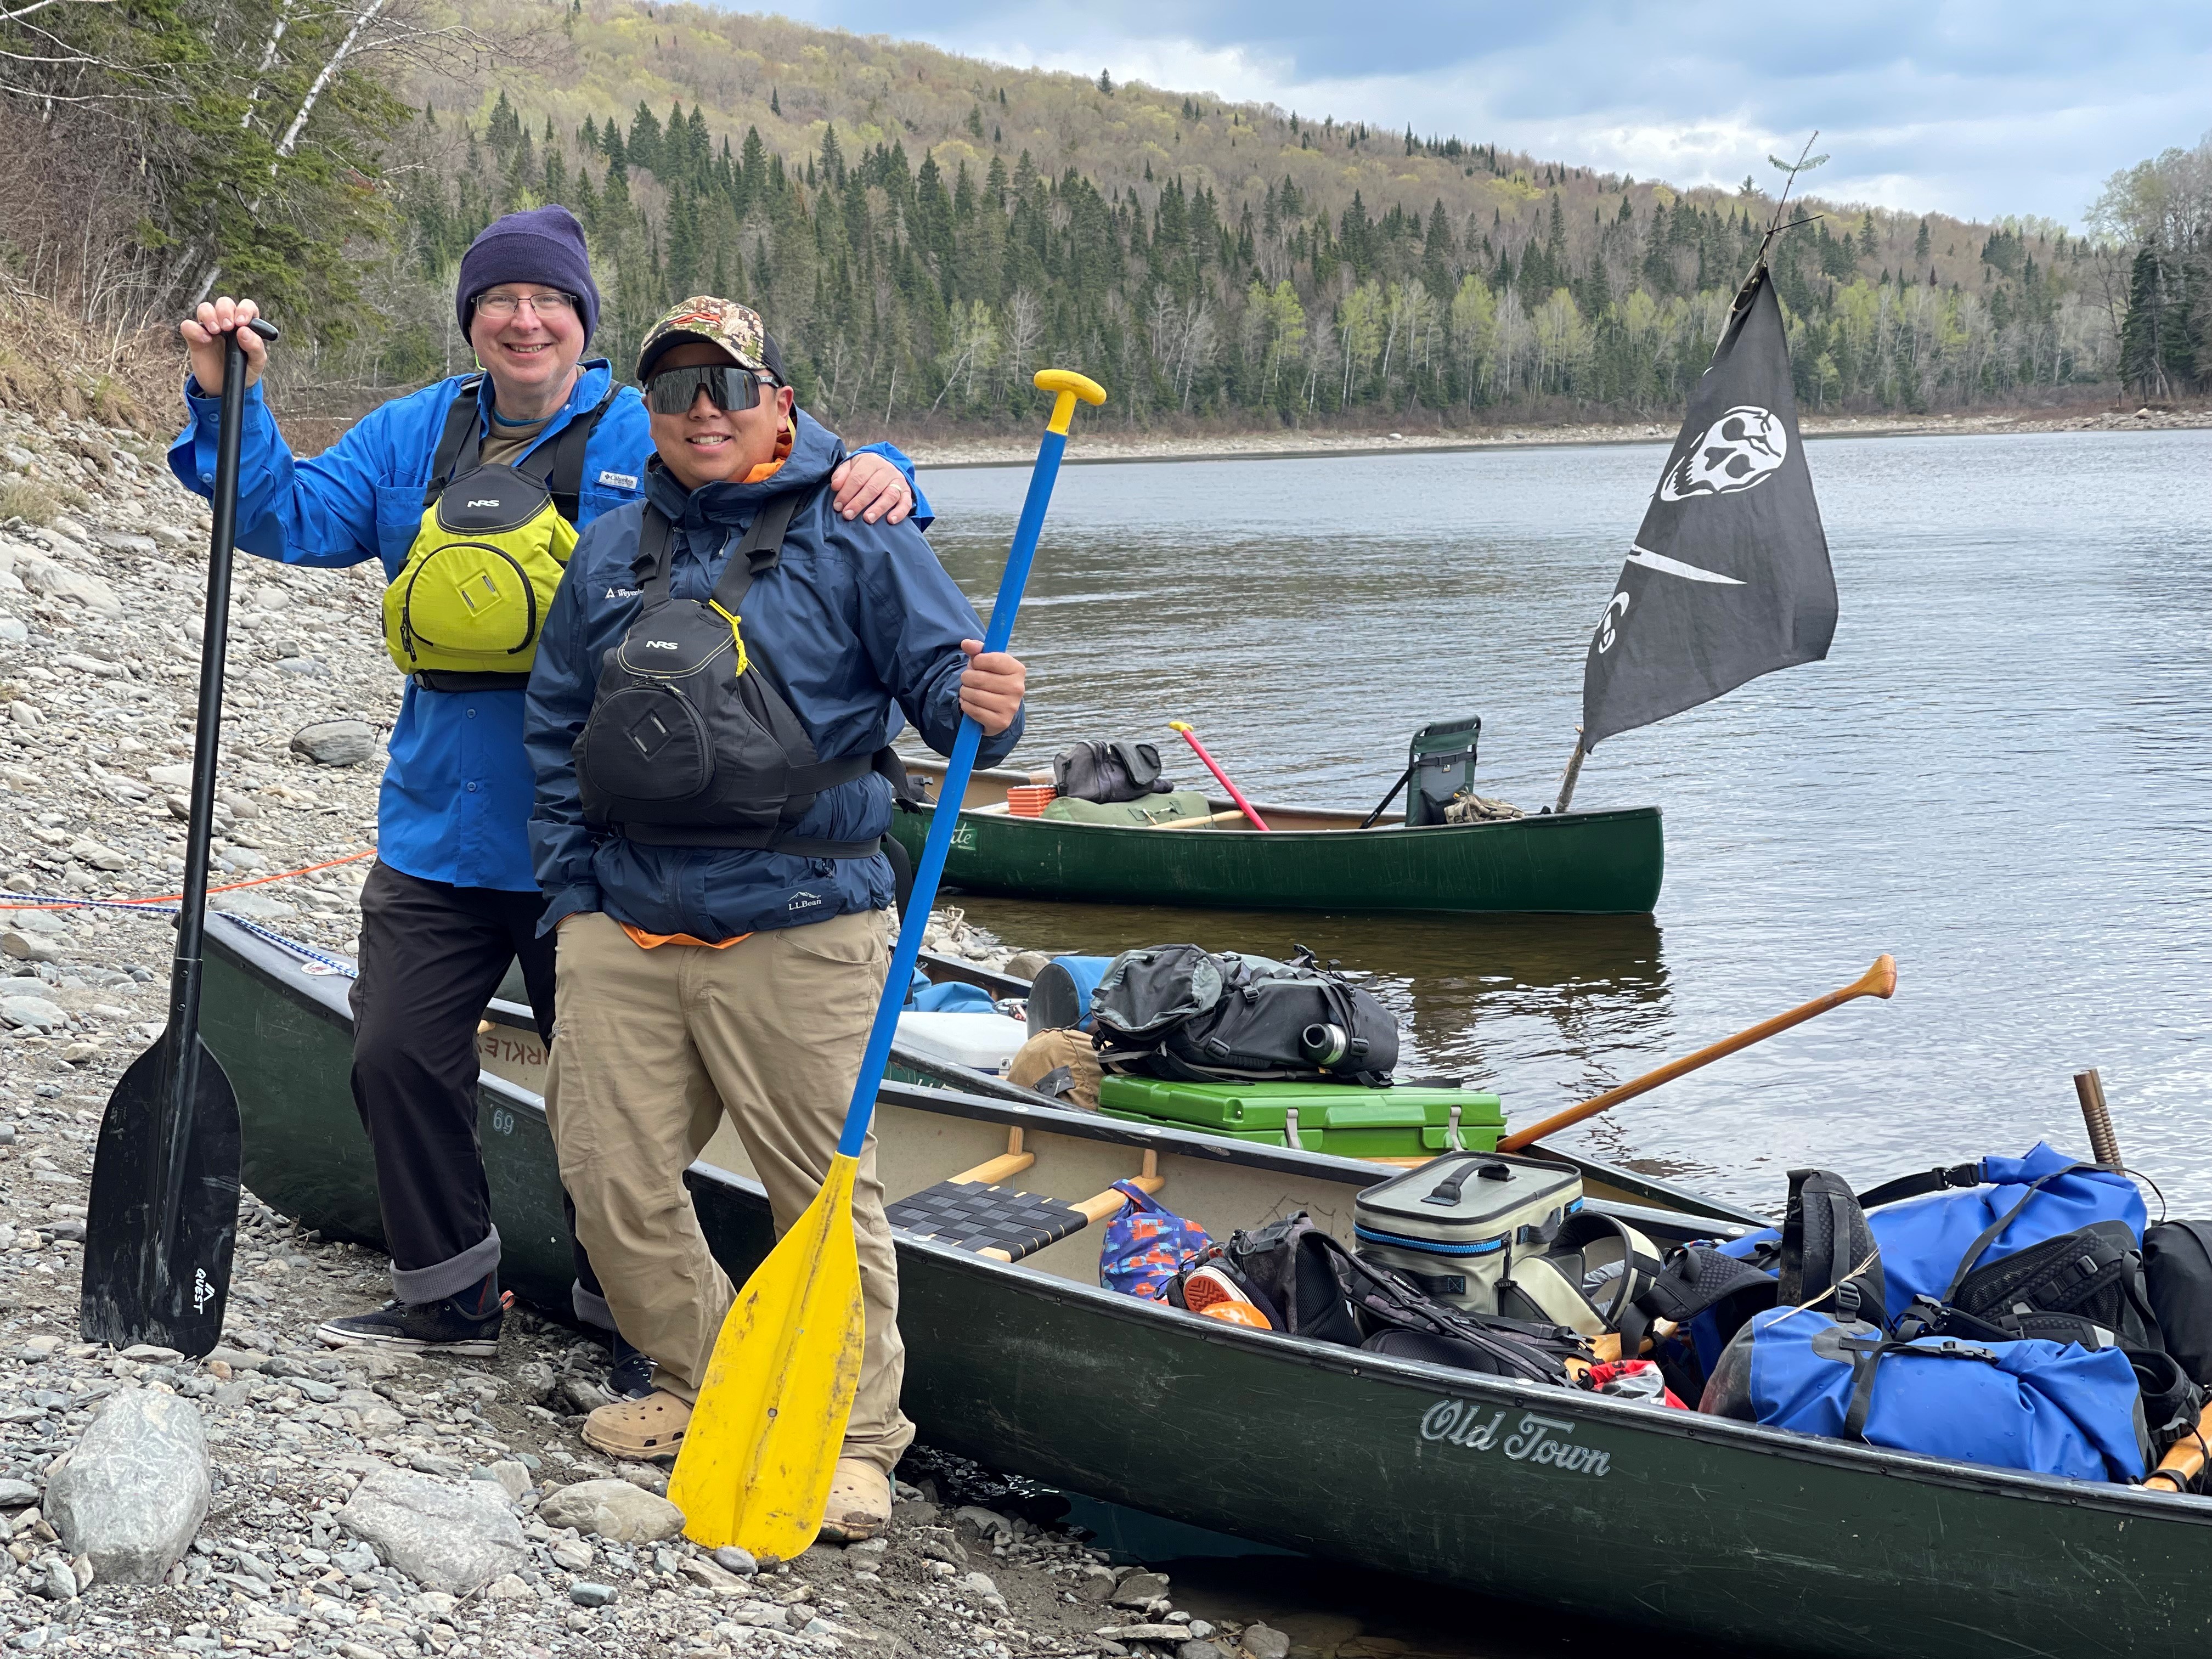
top-left (526, 296), bottom-right (1024, 1538)
top-left (170, 210), bottom-right (919, 1367)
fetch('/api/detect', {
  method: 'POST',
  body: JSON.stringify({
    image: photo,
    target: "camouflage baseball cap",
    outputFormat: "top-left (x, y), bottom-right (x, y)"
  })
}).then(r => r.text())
top-left (635, 295), bottom-right (787, 383)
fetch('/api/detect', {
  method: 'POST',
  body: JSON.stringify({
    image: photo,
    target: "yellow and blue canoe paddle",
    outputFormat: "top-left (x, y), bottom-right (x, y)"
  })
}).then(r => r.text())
top-left (669, 368), bottom-right (1107, 1556)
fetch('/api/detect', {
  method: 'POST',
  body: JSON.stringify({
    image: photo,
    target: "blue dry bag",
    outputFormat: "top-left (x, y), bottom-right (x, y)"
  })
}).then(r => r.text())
top-left (1713, 1306), bottom-right (2149, 1483)
top-left (1667, 1144), bottom-right (2148, 1376)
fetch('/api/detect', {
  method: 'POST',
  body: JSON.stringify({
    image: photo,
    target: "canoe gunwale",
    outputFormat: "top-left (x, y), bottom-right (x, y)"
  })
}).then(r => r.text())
top-left (899, 795), bottom-right (1666, 842)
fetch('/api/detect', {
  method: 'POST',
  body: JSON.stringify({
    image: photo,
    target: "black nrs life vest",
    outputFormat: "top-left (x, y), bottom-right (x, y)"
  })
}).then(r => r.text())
top-left (573, 489), bottom-right (902, 858)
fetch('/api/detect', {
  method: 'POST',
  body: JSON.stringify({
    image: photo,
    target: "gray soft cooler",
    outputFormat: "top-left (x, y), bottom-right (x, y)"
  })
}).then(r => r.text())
top-left (1353, 1150), bottom-right (1584, 1313)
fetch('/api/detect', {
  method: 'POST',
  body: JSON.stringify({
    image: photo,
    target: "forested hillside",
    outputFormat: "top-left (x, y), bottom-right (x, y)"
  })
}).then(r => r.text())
top-left (2, 0), bottom-right (2200, 437)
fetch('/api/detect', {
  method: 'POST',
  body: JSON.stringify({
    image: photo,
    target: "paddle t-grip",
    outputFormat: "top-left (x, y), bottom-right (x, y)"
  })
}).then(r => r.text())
top-left (2074, 1069), bottom-right (2121, 1169)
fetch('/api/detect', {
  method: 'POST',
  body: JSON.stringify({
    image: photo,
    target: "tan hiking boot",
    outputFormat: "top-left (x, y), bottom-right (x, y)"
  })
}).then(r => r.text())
top-left (581, 1389), bottom-right (692, 1459)
top-left (817, 1457), bottom-right (891, 1543)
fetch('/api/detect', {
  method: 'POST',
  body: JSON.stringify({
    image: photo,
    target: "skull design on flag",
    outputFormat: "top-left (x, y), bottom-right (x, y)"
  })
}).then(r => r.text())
top-left (1657, 405), bottom-right (1788, 502)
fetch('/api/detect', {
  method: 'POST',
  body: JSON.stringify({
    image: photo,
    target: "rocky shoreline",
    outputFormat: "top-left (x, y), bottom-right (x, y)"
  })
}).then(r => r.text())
top-left (0, 415), bottom-right (1282, 1658)
top-left (905, 400), bottom-right (2212, 468)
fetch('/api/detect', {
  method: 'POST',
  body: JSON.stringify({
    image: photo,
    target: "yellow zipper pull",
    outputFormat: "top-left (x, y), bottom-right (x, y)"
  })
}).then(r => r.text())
top-left (708, 601), bottom-right (749, 678)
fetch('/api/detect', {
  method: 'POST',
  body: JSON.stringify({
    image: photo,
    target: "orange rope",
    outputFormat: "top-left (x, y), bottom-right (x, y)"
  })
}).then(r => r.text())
top-left (0, 847), bottom-right (377, 911)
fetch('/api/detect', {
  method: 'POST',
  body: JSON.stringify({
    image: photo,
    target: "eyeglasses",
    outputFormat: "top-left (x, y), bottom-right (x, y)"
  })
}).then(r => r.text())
top-left (474, 291), bottom-right (578, 321)
top-left (644, 363), bottom-right (778, 415)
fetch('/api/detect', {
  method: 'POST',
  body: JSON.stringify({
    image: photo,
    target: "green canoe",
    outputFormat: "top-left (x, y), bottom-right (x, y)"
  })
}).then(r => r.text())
top-left (200, 916), bottom-right (2212, 1659)
top-left (889, 755), bottom-right (1664, 915)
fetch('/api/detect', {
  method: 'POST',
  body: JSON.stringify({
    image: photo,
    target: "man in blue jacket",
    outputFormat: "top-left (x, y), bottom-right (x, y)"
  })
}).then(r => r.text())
top-left (525, 296), bottom-right (1025, 1538)
top-left (170, 208), bottom-right (919, 1365)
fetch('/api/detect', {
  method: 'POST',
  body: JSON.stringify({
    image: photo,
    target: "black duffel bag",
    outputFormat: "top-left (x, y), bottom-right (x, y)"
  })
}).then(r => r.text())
top-left (1090, 943), bottom-right (1400, 1087)
top-left (1052, 739), bottom-right (1171, 803)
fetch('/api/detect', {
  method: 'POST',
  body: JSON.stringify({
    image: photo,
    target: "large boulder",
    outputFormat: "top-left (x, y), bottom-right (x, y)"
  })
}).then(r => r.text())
top-left (538, 1478), bottom-right (686, 1543)
top-left (337, 1466), bottom-right (526, 1596)
top-left (45, 1389), bottom-right (210, 1584)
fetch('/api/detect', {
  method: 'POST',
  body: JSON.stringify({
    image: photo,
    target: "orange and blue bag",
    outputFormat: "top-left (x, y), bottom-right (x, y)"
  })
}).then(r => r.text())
top-left (1100, 1181), bottom-right (1212, 1299)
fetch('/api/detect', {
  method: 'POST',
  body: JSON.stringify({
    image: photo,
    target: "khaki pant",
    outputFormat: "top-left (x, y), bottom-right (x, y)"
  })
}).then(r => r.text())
top-left (544, 907), bottom-right (913, 1474)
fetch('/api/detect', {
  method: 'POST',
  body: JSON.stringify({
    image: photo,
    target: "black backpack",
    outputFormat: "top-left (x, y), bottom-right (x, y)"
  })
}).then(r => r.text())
top-left (574, 492), bottom-right (902, 857)
top-left (1091, 944), bottom-right (1399, 1087)
top-left (1932, 1220), bottom-right (2164, 1354)
top-left (1052, 740), bottom-right (1170, 803)
top-left (2144, 1221), bottom-right (2212, 1386)
top-left (1169, 1212), bottom-right (1583, 1384)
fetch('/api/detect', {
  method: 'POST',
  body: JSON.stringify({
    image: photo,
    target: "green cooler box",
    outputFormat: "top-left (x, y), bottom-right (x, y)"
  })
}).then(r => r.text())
top-left (1097, 1076), bottom-right (1504, 1159)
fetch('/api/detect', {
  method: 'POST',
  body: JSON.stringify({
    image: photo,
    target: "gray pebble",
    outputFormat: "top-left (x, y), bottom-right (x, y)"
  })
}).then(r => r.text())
top-left (713, 1544), bottom-right (758, 1576)
top-left (569, 1581), bottom-right (617, 1606)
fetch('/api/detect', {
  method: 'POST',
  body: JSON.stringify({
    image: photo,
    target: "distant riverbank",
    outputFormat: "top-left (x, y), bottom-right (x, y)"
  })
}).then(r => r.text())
top-left (906, 402), bottom-right (2212, 468)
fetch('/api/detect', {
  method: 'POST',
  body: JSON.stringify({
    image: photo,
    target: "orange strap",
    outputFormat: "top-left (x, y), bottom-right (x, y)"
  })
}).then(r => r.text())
top-left (0, 848), bottom-right (378, 911)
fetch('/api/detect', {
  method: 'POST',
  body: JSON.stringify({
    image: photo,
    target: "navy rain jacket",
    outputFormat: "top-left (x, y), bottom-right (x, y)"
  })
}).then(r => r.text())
top-left (525, 411), bottom-right (1022, 940)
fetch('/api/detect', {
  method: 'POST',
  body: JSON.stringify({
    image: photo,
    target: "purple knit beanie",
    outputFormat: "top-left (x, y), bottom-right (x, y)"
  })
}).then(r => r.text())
top-left (455, 205), bottom-right (601, 344)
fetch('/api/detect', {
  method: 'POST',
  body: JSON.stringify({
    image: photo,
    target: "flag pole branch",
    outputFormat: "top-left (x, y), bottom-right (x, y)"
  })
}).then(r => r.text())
top-left (1724, 134), bottom-right (1830, 331)
top-left (1553, 727), bottom-right (1588, 815)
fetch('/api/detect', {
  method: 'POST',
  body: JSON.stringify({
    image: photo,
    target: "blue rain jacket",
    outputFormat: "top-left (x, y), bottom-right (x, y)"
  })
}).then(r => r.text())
top-left (525, 410), bottom-right (1018, 940)
top-left (167, 364), bottom-right (927, 892)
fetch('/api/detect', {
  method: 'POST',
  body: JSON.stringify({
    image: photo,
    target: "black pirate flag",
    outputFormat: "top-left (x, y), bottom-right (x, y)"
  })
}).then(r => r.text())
top-left (1578, 265), bottom-right (1836, 751)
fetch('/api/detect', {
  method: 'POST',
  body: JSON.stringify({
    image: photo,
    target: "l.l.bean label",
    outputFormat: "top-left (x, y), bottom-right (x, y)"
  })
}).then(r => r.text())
top-left (1419, 1400), bottom-right (1612, 1477)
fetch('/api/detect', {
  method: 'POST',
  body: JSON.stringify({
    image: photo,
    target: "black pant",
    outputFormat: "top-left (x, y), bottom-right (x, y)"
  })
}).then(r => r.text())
top-left (350, 863), bottom-right (607, 1315)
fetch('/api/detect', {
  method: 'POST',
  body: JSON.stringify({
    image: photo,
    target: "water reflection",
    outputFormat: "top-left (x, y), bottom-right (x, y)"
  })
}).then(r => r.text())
top-left (953, 896), bottom-right (1670, 1103)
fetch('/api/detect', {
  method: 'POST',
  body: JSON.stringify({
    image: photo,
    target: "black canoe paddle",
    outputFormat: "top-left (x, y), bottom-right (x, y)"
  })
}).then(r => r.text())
top-left (81, 316), bottom-right (278, 1357)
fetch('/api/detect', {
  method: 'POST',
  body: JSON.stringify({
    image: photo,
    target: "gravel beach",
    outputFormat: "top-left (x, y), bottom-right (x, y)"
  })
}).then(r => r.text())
top-left (0, 410), bottom-right (1273, 1659)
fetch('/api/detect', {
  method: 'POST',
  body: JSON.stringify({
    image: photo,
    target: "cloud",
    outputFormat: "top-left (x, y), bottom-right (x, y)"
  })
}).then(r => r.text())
top-left (764, 0), bottom-right (2212, 224)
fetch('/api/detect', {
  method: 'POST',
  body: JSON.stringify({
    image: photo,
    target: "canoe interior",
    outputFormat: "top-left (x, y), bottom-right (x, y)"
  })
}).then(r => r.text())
top-left (904, 752), bottom-right (1410, 832)
top-left (199, 916), bottom-right (2212, 1659)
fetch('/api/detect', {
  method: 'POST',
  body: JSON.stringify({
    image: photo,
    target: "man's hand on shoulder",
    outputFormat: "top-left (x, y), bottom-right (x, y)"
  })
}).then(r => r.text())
top-left (829, 452), bottom-right (913, 525)
top-left (957, 640), bottom-right (1025, 735)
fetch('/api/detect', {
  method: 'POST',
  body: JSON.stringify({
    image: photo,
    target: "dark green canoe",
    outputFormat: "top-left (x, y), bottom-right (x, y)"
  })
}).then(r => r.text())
top-left (200, 916), bottom-right (2212, 1659)
top-left (889, 755), bottom-right (1664, 915)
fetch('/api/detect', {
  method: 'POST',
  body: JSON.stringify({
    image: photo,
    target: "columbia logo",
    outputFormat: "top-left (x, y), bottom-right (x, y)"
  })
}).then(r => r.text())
top-left (598, 471), bottom-right (639, 489)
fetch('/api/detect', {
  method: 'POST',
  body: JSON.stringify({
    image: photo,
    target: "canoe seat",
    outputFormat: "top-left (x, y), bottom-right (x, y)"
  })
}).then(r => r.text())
top-left (888, 1139), bottom-right (1164, 1263)
top-left (887, 1181), bottom-right (1093, 1260)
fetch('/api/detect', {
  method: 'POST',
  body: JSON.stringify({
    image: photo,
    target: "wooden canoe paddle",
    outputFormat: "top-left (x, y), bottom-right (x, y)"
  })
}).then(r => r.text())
top-left (2143, 1404), bottom-right (2212, 1494)
top-left (81, 317), bottom-right (278, 1357)
top-left (667, 369), bottom-right (1106, 1559)
top-left (1498, 954), bottom-right (1897, 1155)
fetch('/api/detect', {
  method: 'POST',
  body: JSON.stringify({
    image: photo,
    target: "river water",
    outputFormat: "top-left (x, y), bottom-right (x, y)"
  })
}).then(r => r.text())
top-left (924, 428), bottom-right (2212, 1211)
top-left (916, 429), bottom-right (2211, 1658)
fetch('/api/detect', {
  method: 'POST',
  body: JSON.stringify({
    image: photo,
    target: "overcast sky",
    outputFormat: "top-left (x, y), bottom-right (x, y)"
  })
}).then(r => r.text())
top-left (766, 0), bottom-right (2210, 228)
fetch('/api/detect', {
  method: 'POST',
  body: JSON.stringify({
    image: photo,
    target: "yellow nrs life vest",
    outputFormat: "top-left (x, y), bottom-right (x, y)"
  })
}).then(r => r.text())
top-left (381, 376), bottom-right (614, 691)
